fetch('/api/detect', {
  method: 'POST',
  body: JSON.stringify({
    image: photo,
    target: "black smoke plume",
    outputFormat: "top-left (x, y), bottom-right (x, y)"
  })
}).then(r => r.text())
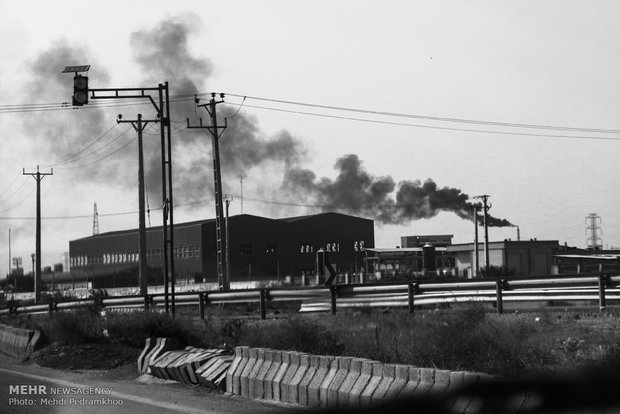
top-left (25, 41), bottom-right (118, 182)
top-left (130, 15), bottom-right (305, 204)
top-left (284, 154), bottom-right (513, 227)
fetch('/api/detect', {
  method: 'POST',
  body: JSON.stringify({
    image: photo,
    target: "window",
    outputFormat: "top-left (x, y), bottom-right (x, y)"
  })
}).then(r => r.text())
top-left (189, 245), bottom-right (194, 258)
top-left (266, 242), bottom-right (280, 254)
top-left (300, 242), bottom-right (314, 254)
top-left (240, 243), bottom-right (254, 255)
top-left (325, 242), bottom-right (340, 253)
top-left (195, 245), bottom-right (200, 258)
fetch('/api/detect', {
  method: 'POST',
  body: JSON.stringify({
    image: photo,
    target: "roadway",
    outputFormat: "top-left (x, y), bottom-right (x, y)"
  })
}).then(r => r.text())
top-left (0, 355), bottom-right (297, 414)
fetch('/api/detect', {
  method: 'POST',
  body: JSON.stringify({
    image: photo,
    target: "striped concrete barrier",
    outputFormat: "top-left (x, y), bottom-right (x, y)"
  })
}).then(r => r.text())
top-left (139, 337), bottom-right (182, 375)
top-left (0, 323), bottom-right (39, 361)
top-left (251, 349), bottom-right (274, 399)
top-left (359, 361), bottom-right (384, 406)
top-left (298, 355), bottom-right (319, 406)
top-left (263, 350), bottom-right (282, 400)
top-left (337, 357), bottom-right (366, 406)
top-left (279, 351), bottom-right (301, 403)
top-left (197, 354), bottom-right (234, 390)
top-left (307, 355), bottom-right (334, 407)
top-left (225, 346), bottom-right (247, 395)
top-left (287, 353), bottom-right (310, 404)
top-left (348, 360), bottom-right (376, 406)
top-left (271, 351), bottom-right (291, 402)
top-left (370, 363), bottom-right (397, 403)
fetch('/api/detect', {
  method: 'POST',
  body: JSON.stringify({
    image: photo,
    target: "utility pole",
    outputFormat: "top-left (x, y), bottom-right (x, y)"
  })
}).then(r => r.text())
top-left (187, 93), bottom-right (228, 290)
top-left (585, 213), bottom-right (603, 250)
top-left (224, 194), bottom-right (233, 290)
top-left (117, 113), bottom-right (155, 296)
top-left (473, 204), bottom-right (479, 278)
top-left (474, 195), bottom-right (491, 275)
top-left (23, 165), bottom-right (52, 303)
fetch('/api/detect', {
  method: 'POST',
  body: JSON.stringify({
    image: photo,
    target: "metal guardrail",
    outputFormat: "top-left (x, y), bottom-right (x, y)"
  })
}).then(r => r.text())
top-left (0, 273), bottom-right (618, 319)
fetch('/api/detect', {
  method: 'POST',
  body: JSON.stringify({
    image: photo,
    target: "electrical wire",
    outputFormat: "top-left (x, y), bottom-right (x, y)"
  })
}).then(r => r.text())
top-left (43, 123), bottom-right (123, 168)
top-left (54, 135), bottom-right (138, 169)
top-left (223, 101), bottom-right (620, 142)
top-left (223, 93), bottom-right (620, 134)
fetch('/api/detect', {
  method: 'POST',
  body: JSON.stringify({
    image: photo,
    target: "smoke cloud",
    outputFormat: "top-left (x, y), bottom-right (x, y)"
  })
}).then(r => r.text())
top-left (284, 154), bottom-right (513, 227)
top-left (130, 15), bottom-right (306, 204)
top-left (25, 41), bottom-right (118, 182)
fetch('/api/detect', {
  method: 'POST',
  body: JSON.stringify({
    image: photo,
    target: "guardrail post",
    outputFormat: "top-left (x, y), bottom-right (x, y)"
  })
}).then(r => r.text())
top-left (330, 285), bottom-right (337, 315)
top-left (48, 301), bottom-right (57, 315)
top-left (143, 294), bottom-right (150, 311)
top-left (259, 289), bottom-right (267, 320)
top-left (495, 279), bottom-right (505, 314)
top-left (199, 292), bottom-right (206, 319)
top-left (408, 283), bottom-right (418, 314)
top-left (598, 274), bottom-right (607, 311)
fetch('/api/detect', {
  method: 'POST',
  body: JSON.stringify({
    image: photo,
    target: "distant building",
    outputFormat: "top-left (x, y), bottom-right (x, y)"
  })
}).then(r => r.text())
top-left (68, 212), bottom-right (374, 288)
top-left (448, 239), bottom-right (559, 278)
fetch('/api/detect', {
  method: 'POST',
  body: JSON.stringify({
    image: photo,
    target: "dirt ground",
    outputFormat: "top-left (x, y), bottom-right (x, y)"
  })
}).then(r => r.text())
top-left (31, 340), bottom-right (143, 373)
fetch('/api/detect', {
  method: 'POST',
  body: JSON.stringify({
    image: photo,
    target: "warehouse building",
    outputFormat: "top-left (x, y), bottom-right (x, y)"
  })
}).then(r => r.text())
top-left (69, 212), bottom-right (374, 288)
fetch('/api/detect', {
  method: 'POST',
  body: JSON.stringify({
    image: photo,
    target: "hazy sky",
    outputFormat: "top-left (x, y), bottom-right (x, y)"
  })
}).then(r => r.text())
top-left (0, 0), bottom-right (619, 276)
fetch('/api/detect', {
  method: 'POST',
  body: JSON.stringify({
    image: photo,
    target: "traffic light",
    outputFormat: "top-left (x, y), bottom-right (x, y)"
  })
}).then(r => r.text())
top-left (72, 75), bottom-right (89, 106)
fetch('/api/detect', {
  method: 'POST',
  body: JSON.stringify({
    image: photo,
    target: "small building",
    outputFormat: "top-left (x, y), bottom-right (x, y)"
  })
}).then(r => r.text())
top-left (448, 239), bottom-right (559, 278)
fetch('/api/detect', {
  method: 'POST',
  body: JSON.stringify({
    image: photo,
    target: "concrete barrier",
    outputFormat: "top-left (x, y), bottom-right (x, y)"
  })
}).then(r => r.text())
top-left (0, 323), bottom-right (39, 361)
top-left (271, 351), bottom-right (291, 402)
top-left (348, 360), bottom-right (375, 407)
top-left (222, 345), bottom-right (499, 412)
top-left (225, 346), bottom-right (247, 395)
top-left (325, 357), bottom-right (352, 408)
top-left (288, 353), bottom-right (310, 404)
top-left (384, 364), bottom-right (409, 400)
top-left (371, 363), bottom-right (397, 403)
top-left (280, 351), bottom-right (301, 403)
top-left (359, 362), bottom-right (384, 406)
top-left (263, 350), bottom-right (282, 400)
top-left (307, 355), bottom-right (334, 407)
top-left (298, 355), bottom-right (319, 406)
top-left (239, 348), bottom-right (259, 397)
top-left (198, 355), bottom-right (234, 390)
top-left (252, 349), bottom-right (274, 399)
top-left (337, 358), bottom-right (366, 407)
top-left (231, 347), bottom-right (251, 396)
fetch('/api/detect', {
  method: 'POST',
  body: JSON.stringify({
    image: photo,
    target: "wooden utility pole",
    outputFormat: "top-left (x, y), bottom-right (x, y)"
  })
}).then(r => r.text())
top-left (187, 93), bottom-right (229, 290)
top-left (23, 165), bottom-right (53, 303)
top-left (117, 113), bottom-right (156, 296)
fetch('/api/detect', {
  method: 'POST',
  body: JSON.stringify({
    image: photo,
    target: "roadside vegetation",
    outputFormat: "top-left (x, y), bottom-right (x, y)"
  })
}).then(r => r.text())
top-left (2, 305), bottom-right (620, 377)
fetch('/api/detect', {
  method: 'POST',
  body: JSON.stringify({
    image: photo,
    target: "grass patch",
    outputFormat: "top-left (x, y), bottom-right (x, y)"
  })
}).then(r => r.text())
top-left (3, 306), bottom-right (620, 377)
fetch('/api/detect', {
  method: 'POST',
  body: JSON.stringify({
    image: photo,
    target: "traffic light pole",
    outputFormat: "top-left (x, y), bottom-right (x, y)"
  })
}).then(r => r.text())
top-left (88, 84), bottom-right (175, 315)
top-left (187, 93), bottom-right (229, 290)
top-left (23, 166), bottom-right (53, 303)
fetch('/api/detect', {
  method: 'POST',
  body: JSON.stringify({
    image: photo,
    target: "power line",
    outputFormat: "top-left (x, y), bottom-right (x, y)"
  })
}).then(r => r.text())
top-left (223, 93), bottom-right (620, 134)
top-left (43, 123), bottom-right (125, 168)
top-left (223, 101), bottom-right (620, 142)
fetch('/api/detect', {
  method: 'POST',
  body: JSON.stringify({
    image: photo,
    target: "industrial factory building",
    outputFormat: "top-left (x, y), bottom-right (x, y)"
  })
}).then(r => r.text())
top-left (364, 235), bottom-right (560, 279)
top-left (68, 212), bottom-right (374, 288)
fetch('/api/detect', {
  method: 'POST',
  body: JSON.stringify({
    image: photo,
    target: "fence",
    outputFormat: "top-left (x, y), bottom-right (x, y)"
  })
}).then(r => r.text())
top-left (0, 273), bottom-right (618, 319)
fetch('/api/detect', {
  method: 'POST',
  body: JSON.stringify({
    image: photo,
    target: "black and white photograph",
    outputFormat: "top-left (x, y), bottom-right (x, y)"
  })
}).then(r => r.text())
top-left (0, 0), bottom-right (619, 413)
